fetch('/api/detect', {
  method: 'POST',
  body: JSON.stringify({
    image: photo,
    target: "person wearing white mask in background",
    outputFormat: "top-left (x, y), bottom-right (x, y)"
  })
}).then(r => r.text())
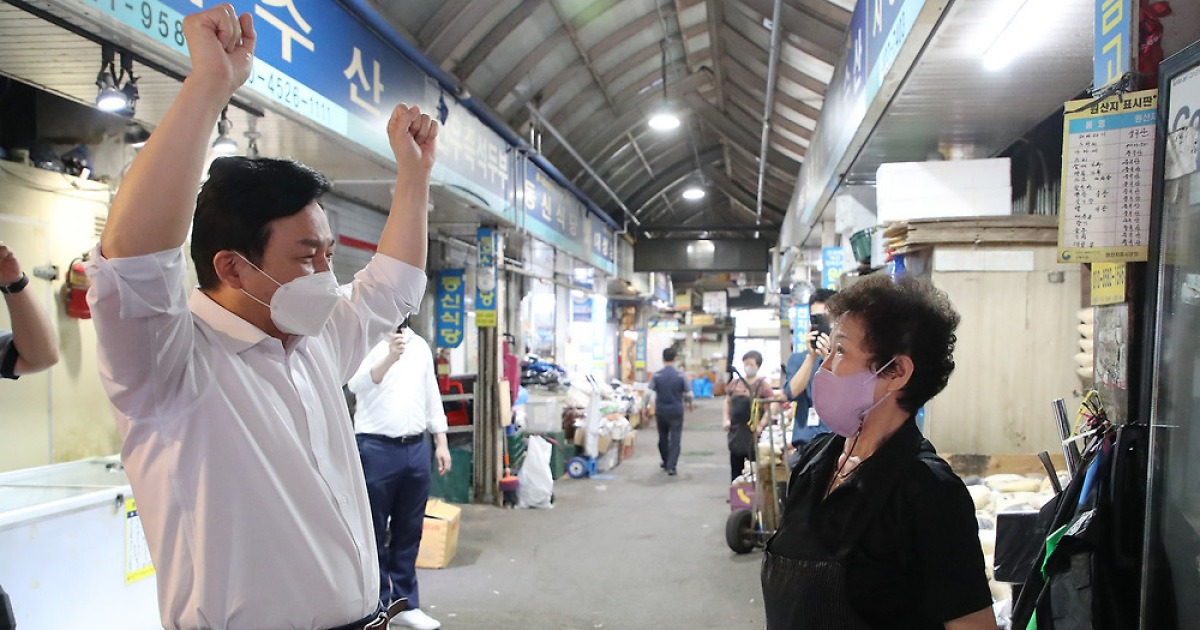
top-left (85, 5), bottom-right (438, 629)
top-left (760, 275), bottom-right (995, 630)
top-left (723, 349), bottom-right (776, 481)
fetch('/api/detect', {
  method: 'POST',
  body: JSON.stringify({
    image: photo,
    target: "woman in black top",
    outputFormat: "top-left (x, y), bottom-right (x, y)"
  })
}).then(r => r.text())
top-left (761, 275), bottom-right (996, 630)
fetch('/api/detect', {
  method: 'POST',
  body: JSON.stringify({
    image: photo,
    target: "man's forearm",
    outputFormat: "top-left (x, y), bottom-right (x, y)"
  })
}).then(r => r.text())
top-left (101, 79), bottom-right (230, 258)
top-left (434, 431), bottom-right (447, 451)
top-left (376, 172), bottom-right (430, 270)
top-left (5, 290), bottom-right (58, 373)
top-left (370, 354), bottom-right (398, 384)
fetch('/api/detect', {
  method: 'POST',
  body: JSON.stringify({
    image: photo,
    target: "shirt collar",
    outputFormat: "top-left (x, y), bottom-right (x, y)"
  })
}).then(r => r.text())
top-left (188, 289), bottom-right (279, 354)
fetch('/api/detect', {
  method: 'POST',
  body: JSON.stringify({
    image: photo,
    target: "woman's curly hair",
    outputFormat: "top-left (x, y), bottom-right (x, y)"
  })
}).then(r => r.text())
top-left (824, 274), bottom-right (961, 414)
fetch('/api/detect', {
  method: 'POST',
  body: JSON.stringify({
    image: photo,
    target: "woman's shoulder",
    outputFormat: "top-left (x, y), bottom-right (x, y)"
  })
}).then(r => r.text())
top-left (903, 443), bottom-right (973, 505)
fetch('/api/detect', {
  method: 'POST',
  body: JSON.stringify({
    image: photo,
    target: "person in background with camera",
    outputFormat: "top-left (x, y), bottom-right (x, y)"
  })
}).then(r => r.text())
top-left (782, 289), bottom-right (835, 464)
top-left (0, 243), bottom-right (59, 380)
top-left (349, 318), bottom-right (451, 630)
top-left (0, 243), bottom-right (58, 630)
top-left (724, 350), bottom-right (776, 481)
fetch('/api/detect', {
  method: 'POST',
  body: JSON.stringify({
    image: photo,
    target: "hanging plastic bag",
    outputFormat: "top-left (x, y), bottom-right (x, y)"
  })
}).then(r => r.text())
top-left (517, 435), bottom-right (554, 509)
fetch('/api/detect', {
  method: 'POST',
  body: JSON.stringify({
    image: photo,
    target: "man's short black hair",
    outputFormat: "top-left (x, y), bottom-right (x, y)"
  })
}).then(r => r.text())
top-left (742, 350), bottom-right (763, 366)
top-left (809, 288), bottom-right (837, 306)
top-left (824, 275), bottom-right (960, 414)
top-left (192, 157), bottom-right (331, 290)
top-left (662, 348), bottom-right (677, 362)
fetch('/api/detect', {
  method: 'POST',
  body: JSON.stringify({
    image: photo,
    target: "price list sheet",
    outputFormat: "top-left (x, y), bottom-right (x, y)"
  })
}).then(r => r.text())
top-left (1059, 89), bottom-right (1158, 263)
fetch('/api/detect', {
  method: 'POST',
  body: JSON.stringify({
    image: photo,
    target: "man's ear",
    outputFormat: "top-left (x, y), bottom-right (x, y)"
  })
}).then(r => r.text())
top-left (885, 355), bottom-right (915, 393)
top-left (212, 250), bottom-right (250, 290)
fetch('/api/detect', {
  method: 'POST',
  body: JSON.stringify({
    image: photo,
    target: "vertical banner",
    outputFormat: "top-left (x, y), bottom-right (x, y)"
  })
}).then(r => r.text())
top-left (822, 247), bottom-right (845, 289)
top-left (1094, 0), bottom-right (1134, 90)
top-left (635, 328), bottom-right (647, 371)
top-left (476, 227), bottom-right (498, 328)
top-left (437, 269), bottom-right (465, 348)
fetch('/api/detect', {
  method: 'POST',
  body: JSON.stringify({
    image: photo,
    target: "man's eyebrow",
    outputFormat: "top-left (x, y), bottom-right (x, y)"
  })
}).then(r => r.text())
top-left (297, 237), bottom-right (335, 248)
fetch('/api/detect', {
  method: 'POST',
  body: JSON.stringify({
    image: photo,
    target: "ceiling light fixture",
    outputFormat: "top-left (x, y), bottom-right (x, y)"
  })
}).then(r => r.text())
top-left (647, 38), bottom-right (680, 132)
top-left (95, 45), bottom-right (128, 113)
top-left (682, 186), bottom-right (706, 201)
top-left (981, 0), bottom-right (1063, 71)
top-left (244, 117), bottom-right (262, 158)
top-left (211, 106), bottom-right (239, 156)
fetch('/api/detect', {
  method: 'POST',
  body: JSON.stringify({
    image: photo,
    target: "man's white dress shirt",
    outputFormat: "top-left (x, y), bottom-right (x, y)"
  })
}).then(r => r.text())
top-left (348, 329), bottom-right (447, 437)
top-left (86, 246), bottom-right (425, 630)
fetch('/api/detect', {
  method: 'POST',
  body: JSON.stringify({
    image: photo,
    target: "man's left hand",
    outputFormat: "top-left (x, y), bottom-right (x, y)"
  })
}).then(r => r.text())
top-left (435, 445), bottom-right (452, 476)
top-left (0, 243), bottom-right (23, 286)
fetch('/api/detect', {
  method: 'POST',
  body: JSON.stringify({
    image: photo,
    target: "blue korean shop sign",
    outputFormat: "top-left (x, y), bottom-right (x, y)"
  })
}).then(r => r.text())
top-left (436, 269), bottom-right (465, 348)
top-left (476, 228), bottom-right (498, 328)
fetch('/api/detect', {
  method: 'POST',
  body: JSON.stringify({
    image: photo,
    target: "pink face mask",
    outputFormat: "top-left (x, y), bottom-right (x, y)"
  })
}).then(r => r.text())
top-left (811, 357), bottom-right (896, 438)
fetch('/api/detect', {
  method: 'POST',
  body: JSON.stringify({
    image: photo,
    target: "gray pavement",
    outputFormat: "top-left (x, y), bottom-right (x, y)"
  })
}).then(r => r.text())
top-left (414, 397), bottom-right (766, 629)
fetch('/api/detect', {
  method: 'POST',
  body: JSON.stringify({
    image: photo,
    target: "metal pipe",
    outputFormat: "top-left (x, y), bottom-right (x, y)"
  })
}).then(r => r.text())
top-left (337, 0), bottom-right (621, 231)
top-left (527, 105), bottom-right (642, 226)
top-left (755, 0), bottom-right (785, 233)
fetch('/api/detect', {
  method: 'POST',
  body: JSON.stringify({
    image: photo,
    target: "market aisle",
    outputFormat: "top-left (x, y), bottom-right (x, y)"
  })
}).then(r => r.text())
top-left (415, 397), bottom-right (765, 629)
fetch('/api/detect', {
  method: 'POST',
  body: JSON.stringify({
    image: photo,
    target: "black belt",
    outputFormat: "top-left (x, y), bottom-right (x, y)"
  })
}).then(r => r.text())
top-left (325, 599), bottom-right (407, 630)
top-left (363, 433), bottom-right (425, 445)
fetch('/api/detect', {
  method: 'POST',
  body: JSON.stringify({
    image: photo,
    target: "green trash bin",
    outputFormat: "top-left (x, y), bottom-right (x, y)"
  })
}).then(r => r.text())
top-left (429, 435), bottom-right (472, 504)
top-left (512, 430), bottom-right (570, 480)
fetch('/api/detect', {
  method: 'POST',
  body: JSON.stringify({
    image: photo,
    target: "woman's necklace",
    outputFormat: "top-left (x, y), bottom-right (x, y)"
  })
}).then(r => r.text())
top-left (834, 452), bottom-right (863, 479)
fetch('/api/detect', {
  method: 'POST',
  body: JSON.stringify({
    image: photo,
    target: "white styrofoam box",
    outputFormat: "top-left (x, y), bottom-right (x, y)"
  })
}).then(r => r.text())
top-left (876, 158), bottom-right (1012, 223)
top-left (834, 193), bottom-right (876, 235)
top-left (524, 398), bottom-right (561, 433)
top-left (933, 249), bottom-right (1036, 273)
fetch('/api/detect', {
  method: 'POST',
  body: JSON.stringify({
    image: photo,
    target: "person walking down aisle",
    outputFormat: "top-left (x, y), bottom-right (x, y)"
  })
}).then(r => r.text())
top-left (761, 275), bottom-right (995, 630)
top-left (649, 348), bottom-right (689, 475)
top-left (0, 243), bottom-right (59, 379)
top-left (349, 319), bottom-right (451, 630)
top-left (724, 351), bottom-right (774, 481)
top-left (85, 5), bottom-right (439, 628)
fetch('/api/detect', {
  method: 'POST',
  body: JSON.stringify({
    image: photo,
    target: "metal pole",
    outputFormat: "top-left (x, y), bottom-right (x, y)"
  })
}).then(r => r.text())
top-left (526, 105), bottom-right (642, 227)
top-left (755, 0), bottom-right (785, 238)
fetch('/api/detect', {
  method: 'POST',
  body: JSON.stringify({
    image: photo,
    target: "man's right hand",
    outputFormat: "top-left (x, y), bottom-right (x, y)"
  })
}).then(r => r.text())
top-left (0, 243), bottom-right (23, 286)
top-left (183, 4), bottom-right (256, 97)
top-left (386, 332), bottom-right (406, 360)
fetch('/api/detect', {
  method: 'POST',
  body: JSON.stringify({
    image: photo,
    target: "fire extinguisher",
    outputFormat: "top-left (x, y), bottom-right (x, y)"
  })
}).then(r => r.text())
top-left (435, 348), bottom-right (451, 394)
top-left (63, 255), bottom-right (91, 319)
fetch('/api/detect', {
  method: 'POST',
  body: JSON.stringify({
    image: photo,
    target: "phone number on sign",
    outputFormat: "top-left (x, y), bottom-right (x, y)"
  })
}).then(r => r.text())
top-left (248, 65), bottom-right (336, 128)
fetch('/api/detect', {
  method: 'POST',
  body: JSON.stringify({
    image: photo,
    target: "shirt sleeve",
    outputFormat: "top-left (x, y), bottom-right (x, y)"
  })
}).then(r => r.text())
top-left (0, 331), bottom-right (18, 380)
top-left (782, 351), bottom-right (808, 400)
top-left (910, 463), bottom-right (995, 622)
top-left (84, 246), bottom-right (201, 420)
top-left (648, 375), bottom-right (658, 392)
top-left (325, 254), bottom-right (427, 385)
top-left (347, 339), bottom-right (388, 396)
top-left (421, 340), bottom-right (448, 434)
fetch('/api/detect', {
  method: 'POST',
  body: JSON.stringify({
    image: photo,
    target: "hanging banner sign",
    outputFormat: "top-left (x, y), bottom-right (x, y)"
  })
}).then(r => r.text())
top-left (822, 247), bottom-right (845, 289)
top-left (522, 161), bottom-right (616, 273)
top-left (476, 228), bottom-right (498, 328)
top-left (72, 0), bottom-right (519, 217)
top-left (791, 304), bottom-right (811, 356)
top-left (1058, 89), bottom-right (1157, 263)
top-left (436, 269), bottom-right (465, 348)
top-left (635, 328), bottom-right (647, 370)
top-left (1094, 0), bottom-right (1134, 90)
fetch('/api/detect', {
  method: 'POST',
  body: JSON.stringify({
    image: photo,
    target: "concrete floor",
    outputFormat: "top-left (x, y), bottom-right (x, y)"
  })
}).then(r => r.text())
top-left (415, 398), bottom-right (766, 629)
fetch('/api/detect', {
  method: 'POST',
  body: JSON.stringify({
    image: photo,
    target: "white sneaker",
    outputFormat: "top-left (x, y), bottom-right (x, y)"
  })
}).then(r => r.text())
top-left (391, 608), bottom-right (441, 630)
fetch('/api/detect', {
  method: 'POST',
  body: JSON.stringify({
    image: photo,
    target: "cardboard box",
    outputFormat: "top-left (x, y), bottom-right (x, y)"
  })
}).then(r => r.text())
top-left (416, 499), bottom-right (461, 569)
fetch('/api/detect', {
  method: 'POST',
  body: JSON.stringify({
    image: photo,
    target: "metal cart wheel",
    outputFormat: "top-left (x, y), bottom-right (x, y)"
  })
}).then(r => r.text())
top-left (725, 509), bottom-right (758, 554)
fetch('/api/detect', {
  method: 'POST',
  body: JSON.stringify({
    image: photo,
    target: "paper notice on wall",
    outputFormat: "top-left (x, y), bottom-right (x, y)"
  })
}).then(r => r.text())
top-left (125, 497), bottom-right (155, 584)
top-left (1091, 263), bottom-right (1127, 306)
top-left (1165, 65), bottom-right (1200, 180)
top-left (1058, 89), bottom-right (1157, 264)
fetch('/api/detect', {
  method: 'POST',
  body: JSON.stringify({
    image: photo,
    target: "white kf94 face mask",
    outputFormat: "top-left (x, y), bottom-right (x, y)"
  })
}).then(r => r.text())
top-left (237, 253), bottom-right (340, 337)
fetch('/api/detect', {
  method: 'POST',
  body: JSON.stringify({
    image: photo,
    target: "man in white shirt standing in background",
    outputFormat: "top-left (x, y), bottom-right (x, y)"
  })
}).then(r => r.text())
top-left (349, 318), bottom-right (451, 630)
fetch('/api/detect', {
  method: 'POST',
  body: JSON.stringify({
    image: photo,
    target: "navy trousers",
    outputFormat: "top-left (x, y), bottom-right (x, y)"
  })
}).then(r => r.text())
top-left (356, 434), bottom-right (431, 609)
top-left (656, 413), bottom-right (684, 471)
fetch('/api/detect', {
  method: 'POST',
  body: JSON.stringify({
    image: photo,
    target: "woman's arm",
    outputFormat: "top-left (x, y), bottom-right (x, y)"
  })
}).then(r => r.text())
top-left (945, 607), bottom-right (997, 630)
